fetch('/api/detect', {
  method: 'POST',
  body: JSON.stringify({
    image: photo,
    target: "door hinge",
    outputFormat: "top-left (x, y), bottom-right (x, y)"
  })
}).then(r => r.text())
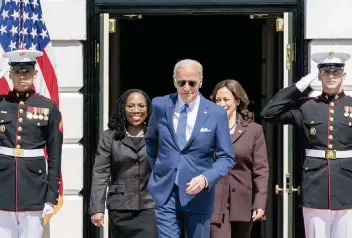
top-left (276, 18), bottom-right (284, 32)
top-left (109, 19), bottom-right (116, 33)
top-left (95, 43), bottom-right (100, 64)
top-left (286, 43), bottom-right (291, 70)
top-left (286, 42), bottom-right (296, 70)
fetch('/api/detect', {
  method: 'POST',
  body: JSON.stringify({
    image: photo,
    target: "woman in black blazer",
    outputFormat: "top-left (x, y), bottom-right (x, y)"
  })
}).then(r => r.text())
top-left (89, 89), bottom-right (157, 238)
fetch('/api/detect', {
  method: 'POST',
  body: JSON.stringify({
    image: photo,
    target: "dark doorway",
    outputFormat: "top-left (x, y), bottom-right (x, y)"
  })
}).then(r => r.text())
top-left (108, 14), bottom-right (282, 238)
top-left (117, 15), bottom-right (263, 121)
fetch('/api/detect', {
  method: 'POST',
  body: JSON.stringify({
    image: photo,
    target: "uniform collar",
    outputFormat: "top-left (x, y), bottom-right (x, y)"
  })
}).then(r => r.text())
top-left (8, 89), bottom-right (35, 101)
top-left (320, 90), bottom-right (345, 102)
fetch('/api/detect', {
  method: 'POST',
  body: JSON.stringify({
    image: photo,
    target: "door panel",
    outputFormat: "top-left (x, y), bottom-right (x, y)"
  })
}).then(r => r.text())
top-left (100, 13), bottom-right (110, 132)
top-left (283, 12), bottom-right (293, 238)
top-left (99, 13), bottom-right (110, 238)
top-left (261, 17), bottom-right (282, 238)
top-left (277, 12), bottom-right (301, 238)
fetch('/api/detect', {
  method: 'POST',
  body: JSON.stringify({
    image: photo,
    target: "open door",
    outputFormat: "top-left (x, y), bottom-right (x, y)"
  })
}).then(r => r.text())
top-left (275, 12), bottom-right (300, 238)
top-left (99, 13), bottom-right (110, 132)
top-left (99, 13), bottom-right (110, 238)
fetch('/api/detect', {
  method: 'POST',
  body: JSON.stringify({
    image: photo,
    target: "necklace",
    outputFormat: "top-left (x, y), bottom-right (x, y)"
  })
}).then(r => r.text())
top-left (126, 130), bottom-right (144, 137)
top-left (229, 122), bottom-right (237, 131)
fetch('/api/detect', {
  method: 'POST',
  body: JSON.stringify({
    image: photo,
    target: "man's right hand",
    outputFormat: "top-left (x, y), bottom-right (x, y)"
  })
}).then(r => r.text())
top-left (296, 72), bottom-right (318, 92)
top-left (91, 213), bottom-right (104, 227)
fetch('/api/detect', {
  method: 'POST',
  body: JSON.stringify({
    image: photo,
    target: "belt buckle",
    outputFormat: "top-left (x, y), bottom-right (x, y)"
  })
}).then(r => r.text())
top-left (325, 150), bottom-right (336, 160)
top-left (13, 149), bottom-right (24, 157)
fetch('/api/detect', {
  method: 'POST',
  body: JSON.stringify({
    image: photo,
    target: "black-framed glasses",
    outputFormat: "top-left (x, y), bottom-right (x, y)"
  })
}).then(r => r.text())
top-left (176, 80), bottom-right (198, 88)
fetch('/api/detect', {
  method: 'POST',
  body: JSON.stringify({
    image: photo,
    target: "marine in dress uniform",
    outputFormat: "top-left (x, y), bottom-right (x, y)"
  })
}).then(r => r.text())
top-left (261, 49), bottom-right (352, 238)
top-left (0, 50), bottom-right (63, 238)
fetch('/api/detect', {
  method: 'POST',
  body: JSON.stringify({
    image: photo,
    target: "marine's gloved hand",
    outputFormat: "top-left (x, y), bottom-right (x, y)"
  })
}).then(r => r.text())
top-left (42, 202), bottom-right (54, 217)
top-left (295, 72), bottom-right (318, 92)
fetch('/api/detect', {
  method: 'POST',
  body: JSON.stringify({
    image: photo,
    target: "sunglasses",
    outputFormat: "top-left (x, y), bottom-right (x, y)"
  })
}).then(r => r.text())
top-left (176, 80), bottom-right (198, 88)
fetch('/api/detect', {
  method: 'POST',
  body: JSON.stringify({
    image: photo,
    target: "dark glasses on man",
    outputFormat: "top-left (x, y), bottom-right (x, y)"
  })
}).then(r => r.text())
top-left (176, 80), bottom-right (198, 88)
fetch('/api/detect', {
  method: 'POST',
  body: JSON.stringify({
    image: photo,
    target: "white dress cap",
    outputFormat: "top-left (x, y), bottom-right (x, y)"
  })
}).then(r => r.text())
top-left (312, 51), bottom-right (351, 65)
top-left (3, 49), bottom-right (43, 63)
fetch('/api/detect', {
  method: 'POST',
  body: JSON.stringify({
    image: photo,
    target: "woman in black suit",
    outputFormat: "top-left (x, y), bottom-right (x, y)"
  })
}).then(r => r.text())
top-left (89, 89), bottom-right (157, 238)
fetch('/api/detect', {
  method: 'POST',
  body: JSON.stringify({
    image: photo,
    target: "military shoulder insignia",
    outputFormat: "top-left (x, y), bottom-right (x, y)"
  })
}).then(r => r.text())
top-left (59, 119), bottom-right (63, 133)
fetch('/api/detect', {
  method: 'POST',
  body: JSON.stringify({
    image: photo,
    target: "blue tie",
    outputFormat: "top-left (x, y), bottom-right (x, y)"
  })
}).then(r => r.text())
top-left (175, 104), bottom-right (188, 185)
top-left (176, 104), bottom-right (189, 149)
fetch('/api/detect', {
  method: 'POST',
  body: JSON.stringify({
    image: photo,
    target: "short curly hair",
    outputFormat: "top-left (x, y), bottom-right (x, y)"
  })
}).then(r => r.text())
top-left (107, 89), bottom-right (151, 140)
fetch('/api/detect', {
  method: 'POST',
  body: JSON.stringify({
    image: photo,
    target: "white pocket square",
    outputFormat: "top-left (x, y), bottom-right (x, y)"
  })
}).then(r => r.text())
top-left (200, 127), bottom-right (211, 132)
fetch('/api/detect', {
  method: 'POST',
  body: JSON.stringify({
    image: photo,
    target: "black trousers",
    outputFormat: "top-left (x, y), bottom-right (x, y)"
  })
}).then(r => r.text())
top-left (109, 209), bottom-right (158, 238)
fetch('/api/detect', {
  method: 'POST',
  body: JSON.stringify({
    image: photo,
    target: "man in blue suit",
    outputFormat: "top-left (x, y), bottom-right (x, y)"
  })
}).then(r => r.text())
top-left (145, 59), bottom-right (235, 238)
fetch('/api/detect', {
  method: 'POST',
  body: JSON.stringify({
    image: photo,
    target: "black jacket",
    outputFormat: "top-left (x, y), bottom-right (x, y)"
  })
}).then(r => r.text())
top-left (0, 90), bottom-right (63, 211)
top-left (89, 130), bottom-right (155, 214)
top-left (261, 84), bottom-right (352, 210)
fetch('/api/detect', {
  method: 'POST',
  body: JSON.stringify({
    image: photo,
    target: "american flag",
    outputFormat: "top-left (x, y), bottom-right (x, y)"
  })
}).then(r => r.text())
top-left (0, 0), bottom-right (63, 224)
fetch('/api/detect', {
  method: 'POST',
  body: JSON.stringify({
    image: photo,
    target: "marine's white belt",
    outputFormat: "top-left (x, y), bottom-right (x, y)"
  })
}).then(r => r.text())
top-left (306, 149), bottom-right (352, 158)
top-left (0, 146), bottom-right (45, 157)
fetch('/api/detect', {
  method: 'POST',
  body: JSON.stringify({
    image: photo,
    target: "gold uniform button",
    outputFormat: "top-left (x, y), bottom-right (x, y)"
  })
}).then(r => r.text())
top-left (19, 109), bottom-right (23, 113)
top-left (18, 127), bottom-right (22, 131)
top-left (329, 126), bottom-right (334, 130)
top-left (330, 117), bottom-right (334, 122)
top-left (330, 109), bottom-right (334, 113)
top-left (20, 101), bottom-right (24, 105)
top-left (17, 136), bottom-right (21, 140)
top-left (16, 145), bottom-right (20, 149)
top-left (18, 118), bottom-right (23, 123)
top-left (0, 120), bottom-right (3, 123)
top-left (330, 102), bottom-right (335, 106)
top-left (37, 122), bottom-right (40, 126)
top-left (329, 135), bottom-right (333, 140)
top-left (328, 144), bottom-right (333, 149)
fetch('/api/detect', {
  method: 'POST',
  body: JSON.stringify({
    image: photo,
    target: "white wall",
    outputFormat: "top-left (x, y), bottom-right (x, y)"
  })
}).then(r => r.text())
top-left (305, 0), bottom-right (352, 95)
top-left (41, 0), bottom-right (86, 237)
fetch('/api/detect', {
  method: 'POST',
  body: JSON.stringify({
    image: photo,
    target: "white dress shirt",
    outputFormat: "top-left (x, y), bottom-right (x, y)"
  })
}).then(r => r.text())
top-left (173, 94), bottom-right (200, 141)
